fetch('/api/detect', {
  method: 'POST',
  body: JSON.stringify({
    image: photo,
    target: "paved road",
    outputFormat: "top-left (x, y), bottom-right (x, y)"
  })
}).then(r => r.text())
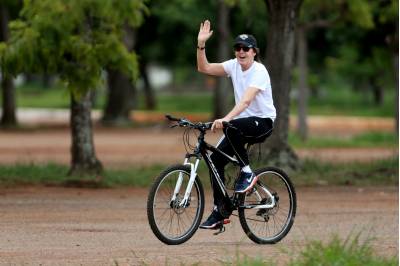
top-left (0, 186), bottom-right (397, 265)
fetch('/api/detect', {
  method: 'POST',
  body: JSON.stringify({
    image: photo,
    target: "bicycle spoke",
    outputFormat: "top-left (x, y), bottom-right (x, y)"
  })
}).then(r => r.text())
top-left (239, 168), bottom-right (296, 243)
top-left (148, 168), bottom-right (204, 243)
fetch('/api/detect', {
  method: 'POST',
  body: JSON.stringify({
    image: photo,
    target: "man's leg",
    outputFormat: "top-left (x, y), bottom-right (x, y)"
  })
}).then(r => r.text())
top-left (199, 136), bottom-right (233, 229)
top-left (224, 117), bottom-right (272, 193)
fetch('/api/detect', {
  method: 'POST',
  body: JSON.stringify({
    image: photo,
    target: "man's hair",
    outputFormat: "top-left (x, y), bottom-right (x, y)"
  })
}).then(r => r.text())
top-left (253, 47), bottom-right (261, 62)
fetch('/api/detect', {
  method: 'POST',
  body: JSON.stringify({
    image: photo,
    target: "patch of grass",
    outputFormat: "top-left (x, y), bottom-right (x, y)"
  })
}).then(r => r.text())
top-left (101, 164), bottom-right (168, 187)
top-left (222, 233), bottom-right (397, 266)
top-left (0, 163), bottom-right (71, 186)
top-left (16, 84), bottom-right (71, 109)
top-left (293, 157), bottom-right (399, 186)
top-left (13, 81), bottom-right (396, 117)
top-left (0, 163), bottom-right (167, 188)
top-left (14, 85), bottom-right (213, 113)
top-left (15, 83), bottom-right (107, 109)
top-left (291, 85), bottom-right (396, 117)
top-left (137, 91), bottom-right (213, 113)
top-left (0, 157), bottom-right (397, 188)
top-left (288, 234), bottom-right (398, 266)
top-left (289, 132), bottom-right (398, 148)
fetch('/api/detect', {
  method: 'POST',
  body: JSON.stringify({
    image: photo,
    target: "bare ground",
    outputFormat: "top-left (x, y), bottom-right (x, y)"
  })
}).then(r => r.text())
top-left (0, 126), bottom-right (397, 167)
top-left (0, 186), bottom-right (398, 265)
top-left (1, 110), bottom-right (396, 166)
top-left (0, 115), bottom-right (398, 265)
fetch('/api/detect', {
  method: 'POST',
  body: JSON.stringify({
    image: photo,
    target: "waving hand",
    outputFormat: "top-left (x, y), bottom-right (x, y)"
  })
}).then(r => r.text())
top-left (198, 20), bottom-right (213, 45)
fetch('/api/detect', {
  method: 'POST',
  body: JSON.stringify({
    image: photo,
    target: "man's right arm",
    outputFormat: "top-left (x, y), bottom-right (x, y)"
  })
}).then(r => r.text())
top-left (197, 47), bottom-right (226, 76)
top-left (196, 20), bottom-right (226, 77)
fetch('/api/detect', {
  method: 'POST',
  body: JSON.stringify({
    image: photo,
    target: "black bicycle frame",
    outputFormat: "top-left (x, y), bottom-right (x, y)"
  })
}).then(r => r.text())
top-left (186, 130), bottom-right (239, 200)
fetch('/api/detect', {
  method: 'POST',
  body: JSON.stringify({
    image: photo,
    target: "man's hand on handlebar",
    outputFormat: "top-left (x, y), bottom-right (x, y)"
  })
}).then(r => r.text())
top-left (211, 118), bottom-right (230, 133)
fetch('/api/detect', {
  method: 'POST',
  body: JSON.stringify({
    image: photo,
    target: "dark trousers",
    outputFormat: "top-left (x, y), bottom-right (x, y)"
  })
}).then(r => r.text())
top-left (209, 117), bottom-right (273, 208)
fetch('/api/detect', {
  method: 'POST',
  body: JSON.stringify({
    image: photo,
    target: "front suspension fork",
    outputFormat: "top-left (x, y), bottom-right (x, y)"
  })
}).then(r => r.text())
top-left (170, 157), bottom-right (200, 208)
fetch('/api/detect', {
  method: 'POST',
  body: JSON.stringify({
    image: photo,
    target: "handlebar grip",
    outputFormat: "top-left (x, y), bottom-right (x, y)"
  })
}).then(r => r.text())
top-left (222, 121), bottom-right (238, 131)
top-left (222, 121), bottom-right (232, 128)
top-left (165, 114), bottom-right (180, 122)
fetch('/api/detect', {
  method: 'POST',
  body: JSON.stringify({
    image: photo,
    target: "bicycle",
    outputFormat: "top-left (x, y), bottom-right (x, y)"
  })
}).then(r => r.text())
top-left (147, 115), bottom-right (296, 245)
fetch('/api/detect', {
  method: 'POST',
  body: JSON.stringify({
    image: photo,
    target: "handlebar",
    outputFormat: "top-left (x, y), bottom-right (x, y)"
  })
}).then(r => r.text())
top-left (165, 114), bottom-right (213, 131)
top-left (165, 114), bottom-right (180, 122)
top-left (165, 114), bottom-right (236, 132)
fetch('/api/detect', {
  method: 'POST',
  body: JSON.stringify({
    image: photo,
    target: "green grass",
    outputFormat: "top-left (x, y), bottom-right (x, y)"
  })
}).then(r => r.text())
top-left (291, 85), bottom-right (396, 117)
top-left (0, 163), bottom-right (166, 188)
top-left (293, 157), bottom-right (398, 186)
top-left (137, 91), bottom-right (213, 113)
top-left (12, 82), bottom-right (396, 117)
top-left (289, 131), bottom-right (398, 148)
top-left (0, 163), bottom-right (70, 186)
top-left (101, 164), bottom-right (168, 187)
top-left (16, 83), bottom-right (71, 109)
top-left (14, 84), bottom-right (213, 113)
top-left (224, 233), bottom-right (397, 266)
top-left (287, 234), bottom-right (398, 266)
top-left (0, 156), bottom-right (397, 188)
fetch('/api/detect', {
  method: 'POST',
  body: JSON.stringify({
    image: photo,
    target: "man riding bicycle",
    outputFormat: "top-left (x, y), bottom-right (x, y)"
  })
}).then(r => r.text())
top-left (197, 20), bottom-right (276, 229)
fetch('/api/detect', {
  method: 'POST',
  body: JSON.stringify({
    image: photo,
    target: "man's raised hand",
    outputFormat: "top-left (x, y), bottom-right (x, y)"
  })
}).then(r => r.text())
top-left (198, 20), bottom-right (213, 46)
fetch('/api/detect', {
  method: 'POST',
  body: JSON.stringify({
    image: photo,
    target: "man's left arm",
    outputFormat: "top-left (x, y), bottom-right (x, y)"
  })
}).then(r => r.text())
top-left (211, 87), bottom-right (260, 131)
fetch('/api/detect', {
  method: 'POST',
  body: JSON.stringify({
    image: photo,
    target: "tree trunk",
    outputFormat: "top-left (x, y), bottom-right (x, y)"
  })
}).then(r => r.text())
top-left (213, 0), bottom-right (232, 119)
top-left (395, 53), bottom-right (399, 134)
top-left (370, 77), bottom-right (384, 106)
top-left (102, 68), bottom-right (136, 125)
top-left (296, 25), bottom-right (309, 140)
top-left (393, 54), bottom-right (399, 135)
top-left (0, 4), bottom-right (17, 127)
top-left (102, 26), bottom-right (136, 125)
top-left (260, 0), bottom-right (303, 170)
top-left (393, 22), bottom-right (398, 134)
top-left (140, 60), bottom-right (156, 110)
top-left (1, 73), bottom-right (16, 127)
top-left (69, 91), bottom-right (102, 175)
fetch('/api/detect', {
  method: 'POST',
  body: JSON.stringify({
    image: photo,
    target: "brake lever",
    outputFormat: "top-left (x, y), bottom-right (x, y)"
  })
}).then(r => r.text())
top-left (179, 120), bottom-right (190, 127)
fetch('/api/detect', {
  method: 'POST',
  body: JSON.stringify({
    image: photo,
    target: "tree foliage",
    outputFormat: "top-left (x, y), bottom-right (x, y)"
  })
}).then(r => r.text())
top-left (0, 0), bottom-right (148, 175)
top-left (0, 0), bottom-right (147, 97)
top-left (324, 0), bottom-right (397, 94)
top-left (300, 0), bottom-right (374, 28)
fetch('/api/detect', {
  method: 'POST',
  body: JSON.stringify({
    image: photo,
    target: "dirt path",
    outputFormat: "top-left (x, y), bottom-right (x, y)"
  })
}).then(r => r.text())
top-left (0, 127), bottom-right (397, 167)
top-left (16, 109), bottom-right (396, 137)
top-left (0, 116), bottom-right (398, 264)
top-left (1, 111), bottom-right (397, 166)
top-left (0, 186), bottom-right (397, 265)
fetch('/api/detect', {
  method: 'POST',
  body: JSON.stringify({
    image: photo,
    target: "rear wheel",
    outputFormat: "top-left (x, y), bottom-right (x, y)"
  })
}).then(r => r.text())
top-left (238, 167), bottom-right (296, 244)
top-left (147, 165), bottom-right (205, 245)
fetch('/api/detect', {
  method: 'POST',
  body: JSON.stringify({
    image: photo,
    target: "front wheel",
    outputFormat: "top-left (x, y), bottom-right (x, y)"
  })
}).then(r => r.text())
top-left (147, 165), bottom-right (205, 245)
top-left (238, 167), bottom-right (296, 244)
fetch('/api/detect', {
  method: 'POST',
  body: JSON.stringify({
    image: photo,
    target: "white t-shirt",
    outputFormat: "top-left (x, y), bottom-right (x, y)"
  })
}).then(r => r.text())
top-left (222, 59), bottom-right (276, 121)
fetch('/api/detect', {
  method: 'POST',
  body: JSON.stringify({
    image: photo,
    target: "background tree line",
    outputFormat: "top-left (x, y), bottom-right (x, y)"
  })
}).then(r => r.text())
top-left (0, 0), bottom-right (398, 175)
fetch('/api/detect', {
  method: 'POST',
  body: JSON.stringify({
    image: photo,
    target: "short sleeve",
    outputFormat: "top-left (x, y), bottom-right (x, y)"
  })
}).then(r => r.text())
top-left (222, 59), bottom-right (235, 77)
top-left (249, 67), bottom-right (271, 91)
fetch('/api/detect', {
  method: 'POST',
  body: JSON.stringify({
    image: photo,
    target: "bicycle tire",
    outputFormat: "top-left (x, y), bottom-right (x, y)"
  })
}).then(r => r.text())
top-left (147, 165), bottom-right (205, 245)
top-left (238, 166), bottom-right (296, 244)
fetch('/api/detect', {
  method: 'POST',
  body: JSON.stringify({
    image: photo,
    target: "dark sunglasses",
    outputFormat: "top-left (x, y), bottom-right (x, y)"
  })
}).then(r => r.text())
top-left (234, 46), bottom-right (251, 52)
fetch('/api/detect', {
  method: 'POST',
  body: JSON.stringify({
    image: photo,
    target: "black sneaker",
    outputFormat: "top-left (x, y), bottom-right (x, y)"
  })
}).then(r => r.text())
top-left (235, 172), bottom-right (258, 193)
top-left (199, 209), bottom-right (224, 229)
